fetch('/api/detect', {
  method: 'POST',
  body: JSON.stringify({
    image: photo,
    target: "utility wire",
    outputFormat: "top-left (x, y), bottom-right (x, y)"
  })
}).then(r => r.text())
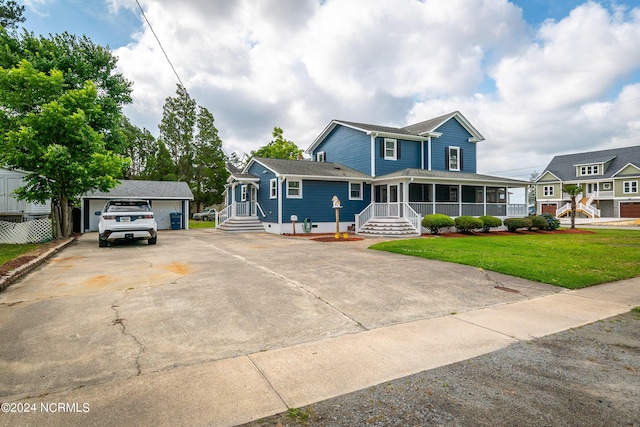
top-left (135, 0), bottom-right (184, 88)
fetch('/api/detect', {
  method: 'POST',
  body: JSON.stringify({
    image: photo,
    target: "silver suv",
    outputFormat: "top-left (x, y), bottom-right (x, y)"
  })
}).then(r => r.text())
top-left (97, 199), bottom-right (158, 247)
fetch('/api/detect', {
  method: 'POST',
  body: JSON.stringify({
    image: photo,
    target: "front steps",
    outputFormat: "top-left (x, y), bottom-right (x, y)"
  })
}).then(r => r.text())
top-left (358, 217), bottom-right (420, 237)
top-left (217, 216), bottom-right (264, 232)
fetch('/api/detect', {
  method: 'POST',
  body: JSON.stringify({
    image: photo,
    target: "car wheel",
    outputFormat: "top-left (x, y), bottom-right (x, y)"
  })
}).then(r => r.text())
top-left (99, 238), bottom-right (108, 247)
top-left (148, 236), bottom-right (157, 245)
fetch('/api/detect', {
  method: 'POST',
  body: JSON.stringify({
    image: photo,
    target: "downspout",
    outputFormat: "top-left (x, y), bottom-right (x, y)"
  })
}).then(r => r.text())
top-left (427, 136), bottom-right (432, 170)
top-left (370, 132), bottom-right (378, 177)
top-left (278, 175), bottom-right (284, 232)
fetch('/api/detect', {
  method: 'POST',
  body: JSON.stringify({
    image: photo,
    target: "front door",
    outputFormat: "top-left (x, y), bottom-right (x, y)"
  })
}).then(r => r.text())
top-left (250, 186), bottom-right (257, 216)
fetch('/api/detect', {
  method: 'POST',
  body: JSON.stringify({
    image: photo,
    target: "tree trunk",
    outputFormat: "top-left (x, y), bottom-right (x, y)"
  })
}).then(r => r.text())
top-left (58, 194), bottom-right (72, 238)
top-left (570, 196), bottom-right (576, 229)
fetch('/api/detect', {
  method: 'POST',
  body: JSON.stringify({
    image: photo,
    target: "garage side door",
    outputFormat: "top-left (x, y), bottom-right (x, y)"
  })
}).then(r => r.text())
top-left (620, 202), bottom-right (640, 218)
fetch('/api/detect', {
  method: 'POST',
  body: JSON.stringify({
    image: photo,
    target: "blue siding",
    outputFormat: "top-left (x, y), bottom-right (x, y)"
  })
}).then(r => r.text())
top-left (312, 125), bottom-right (371, 174)
top-left (430, 118), bottom-right (477, 173)
top-left (375, 137), bottom-right (421, 176)
top-left (282, 180), bottom-right (370, 223)
top-left (247, 162), bottom-right (279, 223)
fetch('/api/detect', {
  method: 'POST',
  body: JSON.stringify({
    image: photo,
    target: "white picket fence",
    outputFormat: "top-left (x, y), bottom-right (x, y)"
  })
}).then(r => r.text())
top-left (0, 219), bottom-right (53, 244)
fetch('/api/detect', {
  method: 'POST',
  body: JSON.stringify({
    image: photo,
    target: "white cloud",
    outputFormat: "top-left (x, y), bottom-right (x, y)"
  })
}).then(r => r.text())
top-left (113, 0), bottom-right (640, 177)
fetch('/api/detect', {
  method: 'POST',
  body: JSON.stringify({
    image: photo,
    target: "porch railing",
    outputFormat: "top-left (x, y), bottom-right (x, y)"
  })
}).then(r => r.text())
top-left (355, 203), bottom-right (374, 233)
top-left (404, 203), bottom-right (421, 235)
top-left (408, 202), bottom-right (521, 217)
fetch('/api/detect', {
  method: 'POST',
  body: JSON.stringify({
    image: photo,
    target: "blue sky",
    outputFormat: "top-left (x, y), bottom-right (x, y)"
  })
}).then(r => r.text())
top-left (18, 0), bottom-right (640, 183)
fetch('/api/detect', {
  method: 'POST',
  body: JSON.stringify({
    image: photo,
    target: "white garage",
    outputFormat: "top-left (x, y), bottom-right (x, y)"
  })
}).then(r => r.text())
top-left (81, 180), bottom-right (194, 231)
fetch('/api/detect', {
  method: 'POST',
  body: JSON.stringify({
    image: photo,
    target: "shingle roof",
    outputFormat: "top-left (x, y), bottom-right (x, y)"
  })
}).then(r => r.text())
top-left (542, 145), bottom-right (640, 181)
top-left (377, 168), bottom-right (528, 185)
top-left (252, 157), bottom-right (371, 179)
top-left (401, 112), bottom-right (459, 135)
top-left (85, 180), bottom-right (194, 199)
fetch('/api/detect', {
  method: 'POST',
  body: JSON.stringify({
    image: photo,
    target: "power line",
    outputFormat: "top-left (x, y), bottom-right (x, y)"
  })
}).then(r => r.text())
top-left (135, 0), bottom-right (184, 88)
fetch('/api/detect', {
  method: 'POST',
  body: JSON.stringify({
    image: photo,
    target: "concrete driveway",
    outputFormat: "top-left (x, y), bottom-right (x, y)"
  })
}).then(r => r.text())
top-left (2, 229), bottom-right (636, 426)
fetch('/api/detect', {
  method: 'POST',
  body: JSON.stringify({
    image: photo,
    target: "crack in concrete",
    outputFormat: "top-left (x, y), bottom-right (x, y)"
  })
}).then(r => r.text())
top-left (110, 289), bottom-right (145, 376)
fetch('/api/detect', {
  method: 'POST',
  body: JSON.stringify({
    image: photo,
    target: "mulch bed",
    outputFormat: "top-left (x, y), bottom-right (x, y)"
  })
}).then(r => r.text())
top-left (0, 239), bottom-right (66, 276)
top-left (424, 229), bottom-right (595, 238)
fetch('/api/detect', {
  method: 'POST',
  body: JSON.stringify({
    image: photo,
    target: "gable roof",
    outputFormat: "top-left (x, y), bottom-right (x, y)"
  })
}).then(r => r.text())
top-left (85, 180), bottom-right (194, 199)
top-left (538, 145), bottom-right (640, 182)
top-left (306, 111), bottom-right (484, 154)
top-left (248, 157), bottom-right (371, 180)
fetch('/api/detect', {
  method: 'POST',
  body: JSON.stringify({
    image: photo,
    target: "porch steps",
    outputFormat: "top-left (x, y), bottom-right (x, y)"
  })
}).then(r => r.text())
top-left (217, 216), bottom-right (264, 232)
top-left (359, 217), bottom-right (420, 237)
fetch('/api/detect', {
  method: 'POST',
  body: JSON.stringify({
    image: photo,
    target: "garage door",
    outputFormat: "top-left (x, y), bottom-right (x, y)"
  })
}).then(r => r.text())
top-left (152, 200), bottom-right (184, 230)
top-left (620, 202), bottom-right (640, 218)
top-left (540, 203), bottom-right (557, 215)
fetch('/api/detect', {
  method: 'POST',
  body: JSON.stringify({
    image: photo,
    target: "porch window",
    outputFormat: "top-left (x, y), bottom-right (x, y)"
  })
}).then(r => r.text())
top-left (384, 138), bottom-right (397, 160)
top-left (543, 185), bottom-right (554, 197)
top-left (269, 178), bottom-right (277, 199)
top-left (287, 179), bottom-right (302, 198)
top-left (623, 181), bottom-right (638, 194)
top-left (349, 182), bottom-right (363, 200)
top-left (447, 146), bottom-right (460, 171)
top-left (241, 185), bottom-right (247, 201)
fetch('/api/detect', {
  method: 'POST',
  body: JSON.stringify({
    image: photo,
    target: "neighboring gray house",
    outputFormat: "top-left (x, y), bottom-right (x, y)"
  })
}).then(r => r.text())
top-left (82, 180), bottom-right (194, 231)
top-left (0, 167), bottom-right (51, 220)
top-left (535, 145), bottom-right (640, 218)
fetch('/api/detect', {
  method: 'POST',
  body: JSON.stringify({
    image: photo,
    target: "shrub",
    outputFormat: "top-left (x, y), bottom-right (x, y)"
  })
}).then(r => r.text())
top-left (540, 213), bottom-right (560, 231)
top-left (422, 214), bottom-right (454, 234)
top-left (503, 217), bottom-right (532, 232)
top-left (478, 215), bottom-right (502, 232)
top-left (528, 215), bottom-right (548, 230)
top-left (454, 216), bottom-right (484, 234)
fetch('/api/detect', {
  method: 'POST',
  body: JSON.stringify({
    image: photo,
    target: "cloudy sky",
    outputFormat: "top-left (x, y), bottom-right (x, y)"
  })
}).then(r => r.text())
top-left (21, 0), bottom-right (640, 181)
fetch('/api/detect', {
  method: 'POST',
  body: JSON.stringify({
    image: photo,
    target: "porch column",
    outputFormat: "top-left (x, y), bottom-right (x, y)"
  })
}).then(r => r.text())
top-left (458, 184), bottom-right (462, 216)
top-left (432, 183), bottom-right (436, 214)
top-left (231, 182), bottom-right (237, 216)
top-left (483, 185), bottom-right (487, 216)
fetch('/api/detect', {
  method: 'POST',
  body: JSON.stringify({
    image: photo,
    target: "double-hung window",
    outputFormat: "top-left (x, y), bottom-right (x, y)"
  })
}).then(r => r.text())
top-left (543, 185), bottom-right (554, 197)
top-left (384, 139), bottom-right (397, 160)
top-left (287, 179), bottom-right (302, 198)
top-left (269, 178), bottom-right (277, 199)
top-left (448, 147), bottom-right (460, 171)
top-left (349, 182), bottom-right (363, 200)
top-left (623, 181), bottom-right (638, 194)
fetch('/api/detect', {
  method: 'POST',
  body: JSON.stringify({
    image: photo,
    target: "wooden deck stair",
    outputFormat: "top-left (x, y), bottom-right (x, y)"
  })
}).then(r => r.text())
top-left (358, 217), bottom-right (420, 237)
top-left (217, 216), bottom-right (264, 232)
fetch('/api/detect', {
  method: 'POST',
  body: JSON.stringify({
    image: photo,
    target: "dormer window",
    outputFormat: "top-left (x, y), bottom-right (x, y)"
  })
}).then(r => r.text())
top-left (578, 165), bottom-right (600, 176)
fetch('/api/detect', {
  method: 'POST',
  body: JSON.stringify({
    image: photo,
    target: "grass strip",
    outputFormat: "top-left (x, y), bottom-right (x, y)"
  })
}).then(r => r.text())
top-left (370, 229), bottom-right (640, 289)
top-left (0, 243), bottom-right (40, 266)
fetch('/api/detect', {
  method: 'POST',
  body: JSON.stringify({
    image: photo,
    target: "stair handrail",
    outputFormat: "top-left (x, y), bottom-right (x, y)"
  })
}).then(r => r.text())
top-left (556, 203), bottom-right (571, 217)
top-left (256, 201), bottom-right (266, 218)
top-left (355, 203), bottom-right (374, 233)
top-left (587, 191), bottom-right (597, 206)
top-left (402, 202), bottom-right (422, 235)
top-left (217, 204), bottom-right (233, 228)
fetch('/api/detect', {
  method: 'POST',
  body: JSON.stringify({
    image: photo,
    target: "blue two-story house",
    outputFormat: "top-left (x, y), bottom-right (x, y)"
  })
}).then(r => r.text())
top-left (219, 111), bottom-right (528, 235)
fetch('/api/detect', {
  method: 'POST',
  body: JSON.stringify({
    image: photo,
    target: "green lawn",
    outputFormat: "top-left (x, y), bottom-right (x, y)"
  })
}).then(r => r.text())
top-left (188, 219), bottom-right (217, 229)
top-left (0, 243), bottom-right (40, 266)
top-left (370, 229), bottom-right (640, 289)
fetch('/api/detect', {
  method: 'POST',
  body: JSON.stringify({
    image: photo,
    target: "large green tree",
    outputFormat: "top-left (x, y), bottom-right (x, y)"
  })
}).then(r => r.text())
top-left (0, 28), bottom-right (132, 153)
top-left (121, 116), bottom-right (157, 178)
top-left (0, 60), bottom-right (129, 237)
top-left (0, 0), bottom-right (25, 30)
top-left (158, 84), bottom-right (228, 209)
top-left (250, 127), bottom-right (302, 160)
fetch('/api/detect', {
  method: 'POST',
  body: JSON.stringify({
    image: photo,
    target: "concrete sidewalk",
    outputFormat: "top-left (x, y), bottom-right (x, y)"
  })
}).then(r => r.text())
top-left (5, 276), bottom-right (639, 427)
